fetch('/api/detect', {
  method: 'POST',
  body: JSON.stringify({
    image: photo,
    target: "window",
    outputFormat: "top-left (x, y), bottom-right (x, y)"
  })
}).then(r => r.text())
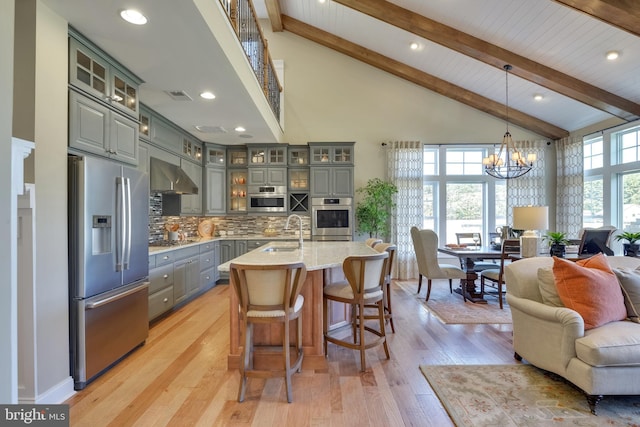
top-left (423, 146), bottom-right (503, 245)
top-left (583, 120), bottom-right (640, 252)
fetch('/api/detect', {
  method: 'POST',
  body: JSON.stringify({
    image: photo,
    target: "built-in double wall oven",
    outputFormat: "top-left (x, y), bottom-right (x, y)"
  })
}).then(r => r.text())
top-left (248, 185), bottom-right (286, 213)
top-left (311, 197), bottom-right (353, 241)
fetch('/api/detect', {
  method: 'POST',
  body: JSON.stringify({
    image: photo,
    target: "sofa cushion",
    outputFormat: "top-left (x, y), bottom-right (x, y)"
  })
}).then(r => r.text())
top-left (613, 267), bottom-right (640, 323)
top-left (575, 320), bottom-right (640, 367)
top-left (537, 267), bottom-right (564, 307)
top-left (552, 254), bottom-right (627, 330)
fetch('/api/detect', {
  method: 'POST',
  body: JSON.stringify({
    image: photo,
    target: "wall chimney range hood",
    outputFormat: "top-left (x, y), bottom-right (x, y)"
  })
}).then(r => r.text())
top-left (150, 157), bottom-right (198, 195)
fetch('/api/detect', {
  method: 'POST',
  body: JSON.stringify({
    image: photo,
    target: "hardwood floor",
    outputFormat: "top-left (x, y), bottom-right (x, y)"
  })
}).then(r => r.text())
top-left (65, 279), bottom-right (516, 426)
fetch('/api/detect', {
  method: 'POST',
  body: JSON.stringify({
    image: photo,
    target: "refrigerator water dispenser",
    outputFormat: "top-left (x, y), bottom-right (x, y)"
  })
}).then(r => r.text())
top-left (92, 215), bottom-right (112, 254)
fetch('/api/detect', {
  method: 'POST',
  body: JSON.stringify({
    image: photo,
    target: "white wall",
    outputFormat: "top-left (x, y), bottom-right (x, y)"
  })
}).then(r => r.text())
top-left (260, 23), bottom-right (544, 192)
top-left (0, 0), bottom-right (17, 404)
top-left (13, 0), bottom-right (73, 403)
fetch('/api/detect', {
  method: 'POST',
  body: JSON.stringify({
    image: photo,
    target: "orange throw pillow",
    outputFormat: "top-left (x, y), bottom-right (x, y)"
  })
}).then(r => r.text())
top-left (552, 253), bottom-right (626, 330)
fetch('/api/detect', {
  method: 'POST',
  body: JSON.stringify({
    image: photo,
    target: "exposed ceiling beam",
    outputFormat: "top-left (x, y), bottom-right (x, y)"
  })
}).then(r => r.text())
top-left (552, 0), bottom-right (640, 38)
top-left (281, 15), bottom-right (568, 140)
top-left (333, 0), bottom-right (640, 121)
top-left (263, 0), bottom-right (283, 32)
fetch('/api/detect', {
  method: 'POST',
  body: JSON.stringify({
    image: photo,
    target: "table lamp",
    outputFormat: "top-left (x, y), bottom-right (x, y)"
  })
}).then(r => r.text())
top-left (513, 206), bottom-right (549, 257)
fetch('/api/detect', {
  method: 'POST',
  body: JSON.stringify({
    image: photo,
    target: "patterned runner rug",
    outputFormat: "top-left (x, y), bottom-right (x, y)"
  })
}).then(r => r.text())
top-left (395, 280), bottom-right (512, 324)
top-left (420, 364), bottom-right (640, 426)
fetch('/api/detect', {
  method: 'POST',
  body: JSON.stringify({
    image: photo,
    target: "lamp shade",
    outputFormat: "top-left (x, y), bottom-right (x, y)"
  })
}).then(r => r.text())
top-left (513, 206), bottom-right (549, 231)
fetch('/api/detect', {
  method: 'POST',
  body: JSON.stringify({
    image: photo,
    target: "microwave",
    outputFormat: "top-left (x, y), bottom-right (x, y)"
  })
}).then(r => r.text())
top-left (247, 185), bottom-right (286, 213)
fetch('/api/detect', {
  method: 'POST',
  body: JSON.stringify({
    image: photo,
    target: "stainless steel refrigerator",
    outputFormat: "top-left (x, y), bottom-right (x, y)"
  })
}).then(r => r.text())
top-left (68, 155), bottom-right (150, 390)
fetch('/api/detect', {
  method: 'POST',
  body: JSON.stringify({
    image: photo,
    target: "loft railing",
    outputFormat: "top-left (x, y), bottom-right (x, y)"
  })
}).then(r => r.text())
top-left (219, 0), bottom-right (282, 122)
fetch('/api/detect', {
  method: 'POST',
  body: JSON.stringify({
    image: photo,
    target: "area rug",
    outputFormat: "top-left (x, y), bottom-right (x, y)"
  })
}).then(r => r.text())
top-left (420, 364), bottom-right (640, 426)
top-left (395, 280), bottom-right (512, 324)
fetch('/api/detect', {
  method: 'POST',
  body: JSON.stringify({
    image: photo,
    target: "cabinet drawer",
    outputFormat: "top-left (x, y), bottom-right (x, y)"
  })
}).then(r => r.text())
top-left (174, 245), bottom-right (200, 260)
top-left (156, 251), bottom-right (175, 266)
top-left (246, 240), bottom-right (268, 251)
top-left (149, 263), bottom-right (174, 294)
top-left (200, 268), bottom-right (216, 288)
top-left (149, 255), bottom-right (156, 269)
top-left (199, 241), bottom-right (216, 253)
top-left (149, 286), bottom-right (174, 320)
top-left (199, 252), bottom-right (215, 271)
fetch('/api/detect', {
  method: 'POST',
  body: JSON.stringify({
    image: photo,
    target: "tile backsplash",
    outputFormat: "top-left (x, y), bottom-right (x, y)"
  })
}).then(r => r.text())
top-left (149, 192), bottom-right (310, 243)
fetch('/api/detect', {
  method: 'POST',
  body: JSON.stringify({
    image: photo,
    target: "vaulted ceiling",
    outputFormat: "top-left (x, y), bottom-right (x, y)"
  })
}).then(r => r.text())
top-left (256, 0), bottom-right (640, 140)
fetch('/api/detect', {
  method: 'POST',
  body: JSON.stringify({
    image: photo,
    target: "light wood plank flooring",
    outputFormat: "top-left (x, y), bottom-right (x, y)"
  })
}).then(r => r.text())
top-left (65, 280), bottom-right (516, 426)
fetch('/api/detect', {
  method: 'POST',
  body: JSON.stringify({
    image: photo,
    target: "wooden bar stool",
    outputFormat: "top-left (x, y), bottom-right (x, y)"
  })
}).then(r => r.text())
top-left (365, 238), bottom-right (383, 247)
top-left (323, 252), bottom-right (390, 371)
top-left (373, 242), bottom-right (397, 333)
top-left (230, 261), bottom-right (307, 403)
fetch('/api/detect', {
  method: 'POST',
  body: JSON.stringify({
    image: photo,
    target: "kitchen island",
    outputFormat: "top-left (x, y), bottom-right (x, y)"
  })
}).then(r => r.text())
top-left (218, 241), bottom-right (376, 370)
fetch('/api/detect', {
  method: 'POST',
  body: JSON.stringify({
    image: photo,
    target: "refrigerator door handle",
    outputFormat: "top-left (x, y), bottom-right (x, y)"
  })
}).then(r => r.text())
top-left (123, 177), bottom-right (132, 270)
top-left (115, 176), bottom-right (125, 272)
top-left (86, 282), bottom-right (149, 310)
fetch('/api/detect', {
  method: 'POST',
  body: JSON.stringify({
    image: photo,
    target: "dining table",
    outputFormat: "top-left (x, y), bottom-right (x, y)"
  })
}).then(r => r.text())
top-left (437, 245), bottom-right (503, 303)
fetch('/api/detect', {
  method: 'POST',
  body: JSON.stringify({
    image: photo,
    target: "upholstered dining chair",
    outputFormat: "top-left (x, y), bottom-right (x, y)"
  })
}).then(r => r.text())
top-left (323, 251), bottom-right (390, 371)
top-left (479, 239), bottom-right (520, 309)
top-left (365, 237), bottom-right (383, 247)
top-left (410, 227), bottom-right (467, 301)
top-left (230, 261), bottom-right (307, 403)
top-left (373, 242), bottom-right (397, 333)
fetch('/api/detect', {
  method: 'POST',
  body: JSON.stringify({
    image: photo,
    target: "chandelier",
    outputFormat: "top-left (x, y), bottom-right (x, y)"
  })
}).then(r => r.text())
top-left (483, 64), bottom-right (536, 179)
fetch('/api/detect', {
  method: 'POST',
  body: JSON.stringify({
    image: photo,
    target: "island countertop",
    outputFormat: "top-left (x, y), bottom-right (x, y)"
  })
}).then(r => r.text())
top-left (217, 241), bottom-right (376, 272)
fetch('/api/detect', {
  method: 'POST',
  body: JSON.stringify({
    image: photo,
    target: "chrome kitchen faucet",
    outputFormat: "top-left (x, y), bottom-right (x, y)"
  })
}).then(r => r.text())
top-left (284, 214), bottom-right (304, 249)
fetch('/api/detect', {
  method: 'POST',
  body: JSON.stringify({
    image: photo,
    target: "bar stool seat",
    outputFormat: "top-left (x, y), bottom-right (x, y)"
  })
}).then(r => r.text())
top-left (323, 251), bottom-right (390, 371)
top-left (230, 261), bottom-right (307, 403)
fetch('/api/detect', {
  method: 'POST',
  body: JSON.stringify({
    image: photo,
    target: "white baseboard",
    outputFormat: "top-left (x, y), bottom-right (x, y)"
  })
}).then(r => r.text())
top-left (19, 376), bottom-right (75, 404)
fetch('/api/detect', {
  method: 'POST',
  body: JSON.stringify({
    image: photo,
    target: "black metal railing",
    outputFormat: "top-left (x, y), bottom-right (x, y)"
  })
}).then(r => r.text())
top-left (219, 0), bottom-right (282, 122)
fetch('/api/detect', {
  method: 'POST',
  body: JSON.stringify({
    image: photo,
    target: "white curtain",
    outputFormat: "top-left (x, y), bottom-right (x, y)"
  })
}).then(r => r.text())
top-left (555, 136), bottom-right (583, 236)
top-left (506, 140), bottom-right (548, 223)
top-left (386, 141), bottom-right (423, 280)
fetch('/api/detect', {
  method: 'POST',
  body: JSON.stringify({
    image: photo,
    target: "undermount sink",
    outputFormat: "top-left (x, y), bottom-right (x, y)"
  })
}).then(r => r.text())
top-left (262, 246), bottom-right (299, 253)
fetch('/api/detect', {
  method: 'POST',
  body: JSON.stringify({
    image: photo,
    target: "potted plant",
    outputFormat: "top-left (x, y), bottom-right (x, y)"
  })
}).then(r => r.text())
top-left (355, 178), bottom-right (398, 239)
top-left (614, 231), bottom-right (640, 257)
top-left (543, 231), bottom-right (570, 258)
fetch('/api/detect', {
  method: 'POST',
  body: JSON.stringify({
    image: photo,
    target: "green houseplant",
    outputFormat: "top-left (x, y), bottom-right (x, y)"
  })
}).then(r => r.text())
top-left (355, 178), bottom-right (398, 239)
top-left (614, 231), bottom-right (640, 257)
top-left (543, 231), bottom-right (570, 257)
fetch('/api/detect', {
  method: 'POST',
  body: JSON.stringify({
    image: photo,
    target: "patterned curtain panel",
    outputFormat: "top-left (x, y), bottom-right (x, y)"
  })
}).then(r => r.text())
top-left (386, 141), bottom-right (423, 280)
top-left (555, 136), bottom-right (583, 236)
top-left (506, 140), bottom-right (548, 224)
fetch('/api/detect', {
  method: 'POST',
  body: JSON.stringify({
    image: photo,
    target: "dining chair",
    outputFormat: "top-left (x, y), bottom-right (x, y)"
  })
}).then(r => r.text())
top-left (410, 227), bottom-right (466, 301)
top-left (323, 251), bottom-right (390, 371)
top-left (479, 239), bottom-right (520, 309)
top-left (455, 232), bottom-right (497, 271)
top-left (365, 237), bottom-right (383, 247)
top-left (372, 242), bottom-right (396, 333)
top-left (230, 261), bottom-right (307, 403)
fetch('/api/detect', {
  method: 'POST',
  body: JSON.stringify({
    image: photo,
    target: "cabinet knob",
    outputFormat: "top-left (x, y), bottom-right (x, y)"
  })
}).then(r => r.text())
top-left (163, 274), bottom-right (169, 279)
top-left (205, 275), bottom-right (210, 280)
top-left (205, 258), bottom-right (210, 262)
top-left (163, 298), bottom-right (168, 303)
top-left (163, 256), bottom-right (169, 260)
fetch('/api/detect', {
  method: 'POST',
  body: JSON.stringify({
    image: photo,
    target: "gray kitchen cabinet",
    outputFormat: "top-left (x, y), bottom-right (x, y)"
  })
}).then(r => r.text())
top-left (173, 246), bottom-right (200, 305)
top-left (199, 240), bottom-right (219, 290)
top-left (248, 167), bottom-right (287, 186)
top-left (138, 106), bottom-right (151, 141)
top-left (309, 142), bottom-right (354, 165)
top-left (148, 252), bottom-right (175, 321)
top-left (205, 166), bottom-right (227, 215)
top-left (227, 169), bottom-right (247, 214)
top-left (137, 141), bottom-right (150, 175)
top-left (246, 240), bottom-right (267, 252)
top-left (150, 117), bottom-right (182, 153)
top-left (69, 89), bottom-right (139, 165)
top-left (248, 144), bottom-right (287, 166)
top-left (310, 166), bottom-right (353, 198)
top-left (182, 136), bottom-right (202, 163)
top-left (68, 34), bottom-right (141, 119)
top-left (180, 159), bottom-right (203, 215)
top-left (218, 240), bottom-right (236, 281)
top-left (235, 240), bottom-right (248, 255)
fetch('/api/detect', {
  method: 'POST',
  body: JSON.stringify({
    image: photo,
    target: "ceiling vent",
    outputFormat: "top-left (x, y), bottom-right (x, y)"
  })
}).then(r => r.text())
top-left (195, 125), bottom-right (227, 134)
top-left (165, 90), bottom-right (193, 101)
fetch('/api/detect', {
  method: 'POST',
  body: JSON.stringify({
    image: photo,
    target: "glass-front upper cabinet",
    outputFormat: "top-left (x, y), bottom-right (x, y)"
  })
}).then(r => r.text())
top-left (206, 144), bottom-right (226, 166)
top-left (69, 34), bottom-right (141, 119)
top-left (248, 145), bottom-right (287, 166)
top-left (288, 146), bottom-right (309, 165)
top-left (309, 143), bottom-right (354, 164)
top-left (228, 147), bottom-right (247, 168)
top-left (139, 108), bottom-right (151, 141)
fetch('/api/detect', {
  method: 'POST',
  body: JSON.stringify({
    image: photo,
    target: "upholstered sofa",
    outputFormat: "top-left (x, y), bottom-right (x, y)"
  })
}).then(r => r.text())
top-left (504, 255), bottom-right (640, 414)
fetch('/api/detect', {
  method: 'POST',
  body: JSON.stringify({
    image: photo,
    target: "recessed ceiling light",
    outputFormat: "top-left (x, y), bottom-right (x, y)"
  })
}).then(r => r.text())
top-left (318, 0), bottom-right (326, 4)
top-left (533, 94), bottom-right (544, 101)
top-left (120, 9), bottom-right (147, 25)
top-left (235, 126), bottom-right (246, 132)
top-left (606, 51), bottom-right (620, 61)
top-left (200, 91), bottom-right (216, 100)
top-left (410, 42), bottom-right (420, 50)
